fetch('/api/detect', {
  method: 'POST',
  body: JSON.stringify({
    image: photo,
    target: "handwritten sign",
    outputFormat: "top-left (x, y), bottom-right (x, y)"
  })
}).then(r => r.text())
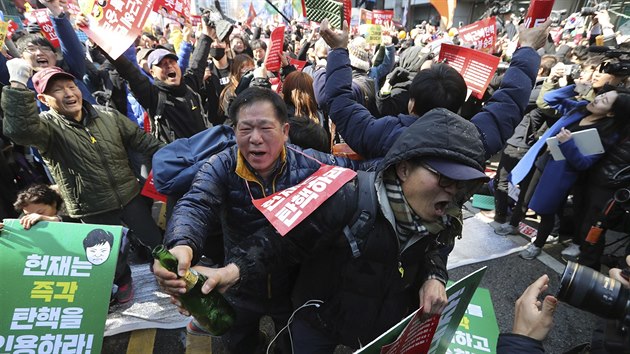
top-left (439, 44), bottom-right (500, 100)
top-left (458, 17), bottom-right (496, 53)
top-left (252, 165), bottom-right (356, 236)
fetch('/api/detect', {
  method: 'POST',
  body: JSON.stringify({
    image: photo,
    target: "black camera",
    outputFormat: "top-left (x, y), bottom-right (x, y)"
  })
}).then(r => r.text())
top-left (591, 47), bottom-right (630, 76)
top-left (558, 262), bottom-right (630, 351)
top-left (581, 1), bottom-right (609, 16)
top-left (199, 7), bottom-right (233, 42)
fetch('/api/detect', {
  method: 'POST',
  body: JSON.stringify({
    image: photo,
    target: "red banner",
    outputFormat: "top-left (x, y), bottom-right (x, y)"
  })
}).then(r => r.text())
top-left (381, 310), bottom-right (440, 354)
top-left (66, 0), bottom-right (82, 16)
top-left (80, 0), bottom-right (156, 59)
top-left (289, 58), bottom-right (307, 71)
top-left (458, 17), bottom-right (496, 53)
top-left (372, 10), bottom-right (394, 26)
top-left (152, 0), bottom-right (191, 21)
top-left (6, 20), bottom-right (19, 40)
top-left (438, 44), bottom-right (500, 100)
top-left (141, 171), bottom-right (167, 203)
top-left (265, 26), bottom-right (285, 72)
top-left (523, 0), bottom-right (554, 28)
top-left (252, 165), bottom-right (357, 236)
top-left (32, 9), bottom-right (60, 48)
top-left (342, 0), bottom-right (351, 27)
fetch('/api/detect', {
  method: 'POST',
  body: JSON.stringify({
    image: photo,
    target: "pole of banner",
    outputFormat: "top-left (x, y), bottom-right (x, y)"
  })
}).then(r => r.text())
top-left (264, 0), bottom-right (292, 24)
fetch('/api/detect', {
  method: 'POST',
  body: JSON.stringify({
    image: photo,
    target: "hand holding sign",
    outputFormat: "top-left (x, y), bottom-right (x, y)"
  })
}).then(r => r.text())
top-left (518, 18), bottom-right (551, 50)
top-left (320, 18), bottom-right (349, 50)
top-left (39, 0), bottom-right (63, 17)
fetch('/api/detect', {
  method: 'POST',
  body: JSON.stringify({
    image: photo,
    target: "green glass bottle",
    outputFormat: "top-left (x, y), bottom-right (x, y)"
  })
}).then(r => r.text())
top-left (152, 245), bottom-right (235, 335)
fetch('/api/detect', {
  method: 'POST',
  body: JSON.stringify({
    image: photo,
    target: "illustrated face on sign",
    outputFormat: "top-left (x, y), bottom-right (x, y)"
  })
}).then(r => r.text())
top-left (85, 242), bottom-right (111, 265)
top-left (83, 229), bottom-right (114, 266)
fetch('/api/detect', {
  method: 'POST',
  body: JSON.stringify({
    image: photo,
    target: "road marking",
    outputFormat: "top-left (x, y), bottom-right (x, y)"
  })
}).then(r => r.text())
top-left (186, 333), bottom-right (213, 354)
top-left (537, 251), bottom-right (565, 275)
top-left (127, 328), bottom-right (156, 354)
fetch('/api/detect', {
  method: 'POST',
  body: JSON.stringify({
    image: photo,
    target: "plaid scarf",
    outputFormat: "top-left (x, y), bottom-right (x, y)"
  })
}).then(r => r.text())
top-left (383, 169), bottom-right (450, 247)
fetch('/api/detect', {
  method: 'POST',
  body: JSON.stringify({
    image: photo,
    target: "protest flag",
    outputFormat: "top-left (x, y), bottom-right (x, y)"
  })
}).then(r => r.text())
top-left (245, 1), bottom-right (257, 27)
top-left (430, 0), bottom-right (457, 28)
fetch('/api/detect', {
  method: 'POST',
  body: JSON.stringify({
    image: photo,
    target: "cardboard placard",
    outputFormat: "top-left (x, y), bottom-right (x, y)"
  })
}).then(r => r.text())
top-left (360, 8), bottom-right (373, 24)
top-left (342, 0), bottom-right (351, 27)
top-left (0, 220), bottom-right (123, 354)
top-left (265, 26), bottom-right (285, 72)
top-left (0, 21), bottom-right (8, 50)
top-left (458, 17), bottom-right (497, 53)
top-left (152, 0), bottom-right (191, 22)
top-left (360, 24), bottom-right (382, 44)
top-left (305, 0), bottom-right (344, 29)
top-left (438, 44), bottom-right (500, 100)
top-left (356, 267), bottom-right (488, 354)
top-left (523, 0), bottom-right (554, 28)
top-left (252, 164), bottom-right (356, 236)
top-left (78, 0), bottom-right (156, 59)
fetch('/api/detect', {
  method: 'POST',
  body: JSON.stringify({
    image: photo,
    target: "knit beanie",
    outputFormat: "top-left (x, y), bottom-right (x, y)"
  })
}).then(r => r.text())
top-left (348, 37), bottom-right (370, 72)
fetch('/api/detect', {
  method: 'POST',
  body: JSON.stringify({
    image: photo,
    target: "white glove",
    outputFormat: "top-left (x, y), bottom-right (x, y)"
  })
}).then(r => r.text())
top-left (7, 58), bottom-right (33, 87)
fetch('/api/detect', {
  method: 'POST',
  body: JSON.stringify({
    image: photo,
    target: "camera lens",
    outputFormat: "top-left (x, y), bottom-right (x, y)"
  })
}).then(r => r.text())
top-left (614, 188), bottom-right (630, 203)
top-left (558, 262), bottom-right (630, 320)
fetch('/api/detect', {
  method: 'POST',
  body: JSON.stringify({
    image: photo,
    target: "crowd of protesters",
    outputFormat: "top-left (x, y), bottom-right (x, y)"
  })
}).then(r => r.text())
top-left (1, 0), bottom-right (630, 353)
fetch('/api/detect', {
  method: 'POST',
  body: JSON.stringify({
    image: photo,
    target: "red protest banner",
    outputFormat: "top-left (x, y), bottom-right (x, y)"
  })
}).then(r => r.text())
top-left (289, 58), bottom-right (307, 71)
top-left (252, 165), bottom-right (357, 236)
top-left (458, 17), bottom-right (496, 53)
top-left (6, 20), bottom-right (18, 39)
top-left (32, 9), bottom-right (60, 48)
top-left (372, 9), bottom-right (394, 26)
top-left (153, 0), bottom-right (191, 21)
top-left (523, 0), bottom-right (554, 28)
top-left (438, 44), bottom-right (500, 100)
top-left (342, 0), bottom-right (351, 27)
top-left (380, 311), bottom-right (440, 354)
top-left (141, 171), bottom-right (167, 203)
top-left (80, 0), bottom-right (156, 59)
top-left (66, 0), bottom-right (81, 16)
top-left (265, 26), bottom-right (285, 72)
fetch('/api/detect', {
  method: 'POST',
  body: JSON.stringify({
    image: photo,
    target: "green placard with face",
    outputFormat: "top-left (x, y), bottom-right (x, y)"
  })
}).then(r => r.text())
top-left (0, 219), bottom-right (122, 354)
top-left (446, 287), bottom-right (499, 353)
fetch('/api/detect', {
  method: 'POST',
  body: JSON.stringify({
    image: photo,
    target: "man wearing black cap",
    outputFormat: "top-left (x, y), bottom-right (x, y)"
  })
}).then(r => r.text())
top-left (2, 63), bottom-right (164, 303)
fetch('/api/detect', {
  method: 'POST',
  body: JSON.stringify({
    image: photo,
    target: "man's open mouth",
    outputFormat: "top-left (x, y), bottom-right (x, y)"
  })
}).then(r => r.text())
top-left (167, 72), bottom-right (177, 78)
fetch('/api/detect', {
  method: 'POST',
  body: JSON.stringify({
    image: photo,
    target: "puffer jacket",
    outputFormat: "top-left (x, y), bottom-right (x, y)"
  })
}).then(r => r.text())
top-left (1, 87), bottom-right (164, 217)
top-left (163, 144), bottom-right (367, 306)
top-left (325, 46), bottom-right (541, 160)
top-left (229, 108), bottom-right (486, 347)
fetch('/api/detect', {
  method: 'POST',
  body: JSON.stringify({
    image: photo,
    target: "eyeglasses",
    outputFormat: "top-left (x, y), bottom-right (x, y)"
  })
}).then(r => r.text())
top-left (25, 46), bottom-right (55, 54)
top-left (422, 163), bottom-right (468, 189)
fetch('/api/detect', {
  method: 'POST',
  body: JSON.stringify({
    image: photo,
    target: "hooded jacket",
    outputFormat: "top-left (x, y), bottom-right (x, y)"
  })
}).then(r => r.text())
top-left (1, 87), bottom-right (163, 217)
top-left (229, 108), bottom-right (486, 347)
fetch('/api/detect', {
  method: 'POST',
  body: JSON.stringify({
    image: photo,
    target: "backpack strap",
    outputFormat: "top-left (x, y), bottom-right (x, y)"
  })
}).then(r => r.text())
top-left (153, 90), bottom-right (175, 142)
top-left (343, 170), bottom-right (378, 258)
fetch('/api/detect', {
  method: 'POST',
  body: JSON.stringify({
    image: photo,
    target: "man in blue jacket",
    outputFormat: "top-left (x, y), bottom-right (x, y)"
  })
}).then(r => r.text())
top-left (321, 19), bottom-right (550, 161)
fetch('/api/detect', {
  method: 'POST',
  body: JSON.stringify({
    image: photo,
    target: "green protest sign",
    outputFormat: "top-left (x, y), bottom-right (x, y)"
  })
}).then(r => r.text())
top-left (356, 267), bottom-right (487, 354)
top-left (447, 287), bottom-right (499, 353)
top-left (0, 220), bottom-right (122, 354)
